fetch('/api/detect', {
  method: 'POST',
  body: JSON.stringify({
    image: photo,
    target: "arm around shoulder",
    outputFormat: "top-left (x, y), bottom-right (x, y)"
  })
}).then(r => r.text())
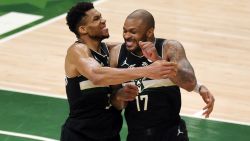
top-left (67, 44), bottom-right (167, 85)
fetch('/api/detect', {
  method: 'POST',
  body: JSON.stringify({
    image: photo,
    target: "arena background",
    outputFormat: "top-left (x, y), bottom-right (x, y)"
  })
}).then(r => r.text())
top-left (0, 0), bottom-right (250, 140)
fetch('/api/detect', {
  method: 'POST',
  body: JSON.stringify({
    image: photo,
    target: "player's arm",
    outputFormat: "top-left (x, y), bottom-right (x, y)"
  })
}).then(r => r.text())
top-left (110, 84), bottom-right (126, 110)
top-left (163, 40), bottom-right (196, 91)
top-left (164, 40), bottom-right (215, 116)
top-left (195, 85), bottom-right (215, 118)
top-left (109, 45), bottom-right (138, 110)
top-left (139, 41), bottom-right (215, 116)
top-left (67, 44), bottom-right (171, 86)
top-left (110, 84), bottom-right (138, 110)
top-left (165, 41), bottom-right (215, 117)
top-left (139, 40), bottom-right (193, 91)
top-left (139, 40), bottom-right (196, 91)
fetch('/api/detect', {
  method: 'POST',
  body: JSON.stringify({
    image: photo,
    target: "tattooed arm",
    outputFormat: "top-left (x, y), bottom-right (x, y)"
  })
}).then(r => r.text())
top-left (137, 40), bottom-right (196, 91)
top-left (163, 40), bottom-right (196, 91)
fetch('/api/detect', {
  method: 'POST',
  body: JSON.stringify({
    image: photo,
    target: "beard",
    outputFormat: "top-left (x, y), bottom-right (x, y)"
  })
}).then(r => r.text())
top-left (88, 27), bottom-right (110, 41)
top-left (89, 33), bottom-right (109, 41)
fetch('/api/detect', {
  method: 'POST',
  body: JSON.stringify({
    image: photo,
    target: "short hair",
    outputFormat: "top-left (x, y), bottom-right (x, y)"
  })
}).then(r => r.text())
top-left (66, 2), bottom-right (94, 37)
top-left (127, 9), bottom-right (155, 29)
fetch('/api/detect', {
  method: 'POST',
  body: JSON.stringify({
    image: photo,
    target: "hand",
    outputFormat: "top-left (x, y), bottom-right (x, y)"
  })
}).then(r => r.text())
top-left (139, 41), bottom-right (161, 62)
top-left (147, 60), bottom-right (177, 79)
top-left (116, 84), bottom-right (138, 101)
top-left (199, 85), bottom-right (215, 118)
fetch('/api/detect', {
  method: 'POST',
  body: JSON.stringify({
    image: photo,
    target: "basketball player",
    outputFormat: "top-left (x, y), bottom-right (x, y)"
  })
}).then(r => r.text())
top-left (60, 3), bottom-right (178, 141)
top-left (110, 9), bottom-right (215, 141)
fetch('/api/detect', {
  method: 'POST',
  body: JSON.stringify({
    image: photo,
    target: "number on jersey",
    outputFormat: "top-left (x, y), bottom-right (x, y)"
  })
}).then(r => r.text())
top-left (135, 95), bottom-right (148, 111)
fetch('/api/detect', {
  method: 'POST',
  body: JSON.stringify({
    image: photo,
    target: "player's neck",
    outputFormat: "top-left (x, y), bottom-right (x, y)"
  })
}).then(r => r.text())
top-left (133, 47), bottom-right (143, 56)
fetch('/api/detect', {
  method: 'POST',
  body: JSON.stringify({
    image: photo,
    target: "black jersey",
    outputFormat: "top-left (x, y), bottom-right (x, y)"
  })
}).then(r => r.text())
top-left (61, 42), bottom-right (122, 140)
top-left (117, 38), bottom-right (181, 133)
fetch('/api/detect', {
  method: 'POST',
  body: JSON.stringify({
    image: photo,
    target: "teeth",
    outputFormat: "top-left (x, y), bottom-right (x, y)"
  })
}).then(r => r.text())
top-left (126, 41), bottom-right (133, 46)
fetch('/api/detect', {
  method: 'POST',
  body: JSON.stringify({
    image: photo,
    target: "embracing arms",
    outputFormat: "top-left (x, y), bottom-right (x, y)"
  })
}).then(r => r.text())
top-left (65, 43), bottom-right (173, 86)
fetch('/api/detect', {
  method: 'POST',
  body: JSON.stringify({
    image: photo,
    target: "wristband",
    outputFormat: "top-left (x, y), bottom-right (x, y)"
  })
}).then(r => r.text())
top-left (193, 83), bottom-right (202, 93)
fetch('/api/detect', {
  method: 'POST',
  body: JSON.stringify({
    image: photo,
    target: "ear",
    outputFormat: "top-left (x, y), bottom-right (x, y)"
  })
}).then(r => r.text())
top-left (146, 27), bottom-right (154, 37)
top-left (78, 25), bottom-right (87, 35)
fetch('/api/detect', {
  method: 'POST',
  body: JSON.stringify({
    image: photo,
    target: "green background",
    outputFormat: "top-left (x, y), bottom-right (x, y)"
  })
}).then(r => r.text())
top-left (0, 89), bottom-right (249, 141)
top-left (0, 0), bottom-right (95, 39)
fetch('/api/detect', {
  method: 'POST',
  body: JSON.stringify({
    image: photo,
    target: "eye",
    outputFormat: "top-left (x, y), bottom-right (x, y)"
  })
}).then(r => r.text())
top-left (93, 16), bottom-right (100, 21)
top-left (131, 30), bottom-right (136, 34)
top-left (123, 28), bottom-right (127, 33)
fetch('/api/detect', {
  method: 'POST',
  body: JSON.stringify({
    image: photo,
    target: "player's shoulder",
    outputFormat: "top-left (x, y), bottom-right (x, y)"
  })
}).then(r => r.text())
top-left (67, 42), bottom-right (90, 56)
top-left (164, 39), bottom-right (184, 50)
top-left (164, 39), bottom-right (181, 46)
top-left (105, 42), bottom-right (121, 51)
top-left (110, 43), bottom-right (122, 54)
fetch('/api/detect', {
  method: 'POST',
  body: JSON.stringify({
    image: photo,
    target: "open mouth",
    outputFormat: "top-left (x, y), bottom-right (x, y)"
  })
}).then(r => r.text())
top-left (126, 41), bottom-right (134, 47)
top-left (126, 39), bottom-right (140, 48)
top-left (102, 27), bottom-right (108, 31)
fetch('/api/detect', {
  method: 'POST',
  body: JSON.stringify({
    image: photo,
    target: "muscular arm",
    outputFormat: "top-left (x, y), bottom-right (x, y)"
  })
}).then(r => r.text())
top-left (164, 40), bottom-right (196, 91)
top-left (139, 40), bottom-right (214, 115)
top-left (66, 43), bottom-right (167, 86)
top-left (165, 41), bottom-right (215, 117)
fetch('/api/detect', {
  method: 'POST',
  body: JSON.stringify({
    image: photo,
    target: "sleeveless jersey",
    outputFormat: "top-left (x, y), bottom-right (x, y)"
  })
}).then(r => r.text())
top-left (63, 42), bottom-right (122, 140)
top-left (117, 38), bottom-right (181, 133)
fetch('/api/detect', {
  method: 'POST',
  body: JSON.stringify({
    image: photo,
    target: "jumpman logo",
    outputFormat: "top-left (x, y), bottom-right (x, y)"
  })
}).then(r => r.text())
top-left (121, 57), bottom-right (129, 67)
top-left (177, 126), bottom-right (184, 136)
top-left (142, 61), bottom-right (149, 66)
top-left (121, 57), bottom-right (136, 68)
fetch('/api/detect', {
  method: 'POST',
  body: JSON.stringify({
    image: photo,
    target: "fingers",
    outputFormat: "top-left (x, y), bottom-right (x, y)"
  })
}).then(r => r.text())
top-left (152, 69), bottom-right (177, 79)
top-left (117, 84), bottom-right (138, 101)
top-left (139, 41), bottom-right (162, 62)
top-left (201, 98), bottom-right (213, 118)
top-left (149, 60), bottom-right (178, 79)
top-left (124, 84), bottom-right (138, 91)
top-left (156, 61), bottom-right (178, 72)
top-left (205, 96), bottom-right (215, 118)
top-left (202, 110), bottom-right (210, 118)
top-left (159, 69), bottom-right (177, 78)
top-left (199, 87), bottom-right (215, 118)
top-left (159, 64), bottom-right (178, 78)
top-left (154, 60), bottom-right (178, 70)
top-left (139, 41), bottom-right (151, 50)
top-left (155, 60), bottom-right (177, 65)
top-left (202, 102), bottom-right (213, 118)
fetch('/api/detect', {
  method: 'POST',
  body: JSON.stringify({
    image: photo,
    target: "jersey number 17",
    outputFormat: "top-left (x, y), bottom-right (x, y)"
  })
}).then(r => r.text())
top-left (135, 95), bottom-right (148, 111)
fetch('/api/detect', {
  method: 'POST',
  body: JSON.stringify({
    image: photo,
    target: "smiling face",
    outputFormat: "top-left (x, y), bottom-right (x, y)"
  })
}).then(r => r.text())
top-left (79, 9), bottom-right (109, 40)
top-left (123, 18), bottom-right (149, 54)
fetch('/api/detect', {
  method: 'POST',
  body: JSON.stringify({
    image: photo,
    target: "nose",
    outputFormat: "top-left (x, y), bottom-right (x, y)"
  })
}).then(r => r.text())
top-left (123, 32), bottom-right (131, 40)
top-left (101, 18), bottom-right (106, 24)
